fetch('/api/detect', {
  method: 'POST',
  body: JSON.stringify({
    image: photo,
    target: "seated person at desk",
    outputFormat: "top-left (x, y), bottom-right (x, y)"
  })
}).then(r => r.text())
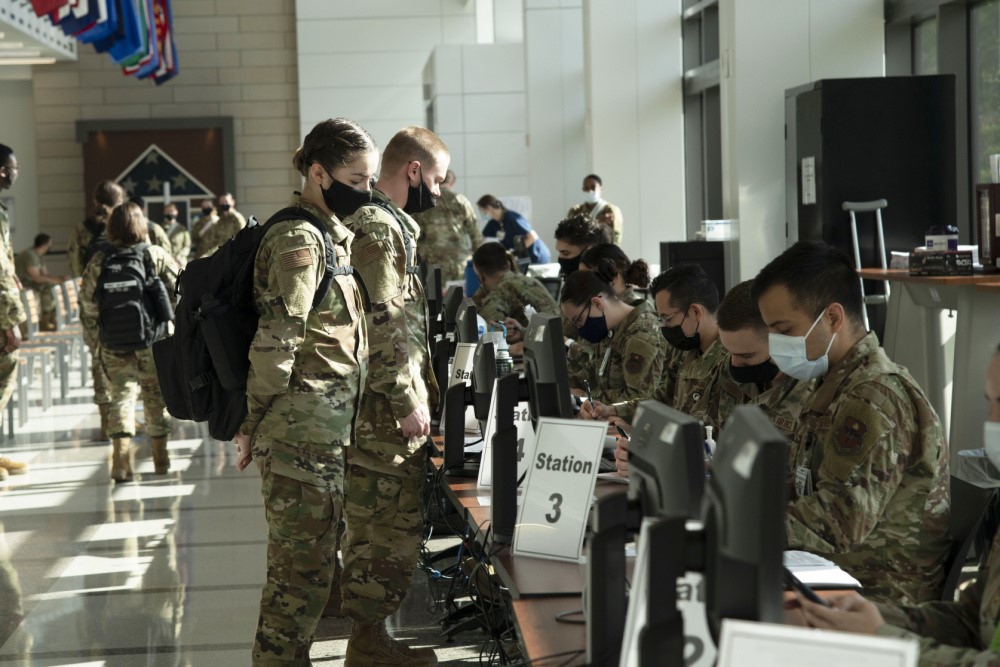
top-left (15, 233), bottom-right (69, 332)
top-left (568, 243), bottom-right (661, 387)
top-left (582, 263), bottom-right (727, 423)
top-left (559, 267), bottom-right (664, 405)
top-left (754, 241), bottom-right (951, 605)
top-left (792, 344), bottom-right (1000, 666)
top-left (477, 194), bottom-right (551, 265)
top-left (554, 214), bottom-right (611, 277)
top-left (473, 242), bottom-right (558, 342)
top-left (711, 280), bottom-right (814, 436)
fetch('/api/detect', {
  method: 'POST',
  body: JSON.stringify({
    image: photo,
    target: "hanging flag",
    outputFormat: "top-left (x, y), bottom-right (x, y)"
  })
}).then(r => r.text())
top-left (58, 0), bottom-right (103, 36)
top-left (48, 0), bottom-right (85, 24)
top-left (77, 0), bottom-right (117, 43)
top-left (30, 0), bottom-right (68, 18)
top-left (152, 0), bottom-right (177, 85)
top-left (122, 0), bottom-right (159, 78)
top-left (116, 0), bottom-right (150, 67)
top-left (94, 0), bottom-right (143, 62)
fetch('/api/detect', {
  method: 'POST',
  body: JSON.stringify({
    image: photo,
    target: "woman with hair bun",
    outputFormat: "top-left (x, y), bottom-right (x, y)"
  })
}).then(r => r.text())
top-left (580, 242), bottom-right (651, 304)
top-left (473, 241), bottom-right (559, 342)
top-left (560, 265), bottom-right (665, 404)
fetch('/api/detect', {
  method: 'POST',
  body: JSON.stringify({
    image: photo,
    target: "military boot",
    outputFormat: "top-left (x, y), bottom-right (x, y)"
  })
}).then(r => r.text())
top-left (344, 620), bottom-right (437, 667)
top-left (111, 438), bottom-right (133, 483)
top-left (151, 436), bottom-right (170, 474)
top-left (97, 404), bottom-right (110, 441)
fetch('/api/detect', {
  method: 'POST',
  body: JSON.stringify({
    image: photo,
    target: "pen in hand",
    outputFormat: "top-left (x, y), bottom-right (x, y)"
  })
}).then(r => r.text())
top-left (616, 425), bottom-right (629, 441)
top-left (583, 380), bottom-right (593, 406)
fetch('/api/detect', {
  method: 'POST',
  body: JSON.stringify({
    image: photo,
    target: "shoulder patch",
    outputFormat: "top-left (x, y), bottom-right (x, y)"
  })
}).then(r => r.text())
top-left (626, 352), bottom-right (645, 375)
top-left (835, 416), bottom-right (868, 454)
top-left (280, 247), bottom-right (313, 271)
top-left (355, 242), bottom-right (386, 267)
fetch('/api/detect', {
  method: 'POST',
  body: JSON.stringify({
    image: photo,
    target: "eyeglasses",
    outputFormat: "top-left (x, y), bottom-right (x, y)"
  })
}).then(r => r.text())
top-left (571, 303), bottom-right (592, 329)
top-left (658, 309), bottom-right (686, 328)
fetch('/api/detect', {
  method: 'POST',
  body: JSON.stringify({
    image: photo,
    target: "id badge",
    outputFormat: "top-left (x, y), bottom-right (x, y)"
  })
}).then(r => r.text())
top-left (598, 348), bottom-right (612, 378)
top-left (794, 465), bottom-right (814, 498)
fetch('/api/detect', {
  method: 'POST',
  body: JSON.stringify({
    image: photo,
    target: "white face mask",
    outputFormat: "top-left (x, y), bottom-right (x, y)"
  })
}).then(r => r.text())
top-left (583, 190), bottom-right (600, 205)
top-left (984, 422), bottom-right (1000, 470)
top-left (768, 310), bottom-right (836, 381)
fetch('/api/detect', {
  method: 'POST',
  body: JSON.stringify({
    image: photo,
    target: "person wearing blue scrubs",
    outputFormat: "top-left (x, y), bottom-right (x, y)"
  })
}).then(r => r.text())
top-left (476, 194), bottom-right (551, 265)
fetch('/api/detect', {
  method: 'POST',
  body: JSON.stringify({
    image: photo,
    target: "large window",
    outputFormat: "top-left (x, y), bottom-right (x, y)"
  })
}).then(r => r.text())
top-left (912, 17), bottom-right (938, 75)
top-left (972, 0), bottom-right (1000, 184)
top-left (682, 0), bottom-right (722, 239)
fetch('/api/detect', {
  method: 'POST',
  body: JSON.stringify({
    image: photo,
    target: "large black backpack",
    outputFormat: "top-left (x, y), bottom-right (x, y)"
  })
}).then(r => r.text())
top-left (96, 243), bottom-right (173, 352)
top-left (152, 206), bottom-right (348, 441)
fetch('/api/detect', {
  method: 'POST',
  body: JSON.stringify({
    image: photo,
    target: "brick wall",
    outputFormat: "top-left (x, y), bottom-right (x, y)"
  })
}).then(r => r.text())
top-left (32, 0), bottom-right (300, 248)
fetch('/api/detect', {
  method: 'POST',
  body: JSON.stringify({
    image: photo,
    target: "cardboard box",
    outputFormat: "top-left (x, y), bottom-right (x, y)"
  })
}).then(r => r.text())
top-left (908, 250), bottom-right (974, 276)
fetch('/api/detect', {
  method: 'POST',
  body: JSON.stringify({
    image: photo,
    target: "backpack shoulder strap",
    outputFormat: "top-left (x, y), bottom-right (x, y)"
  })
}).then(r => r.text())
top-left (263, 206), bottom-right (338, 308)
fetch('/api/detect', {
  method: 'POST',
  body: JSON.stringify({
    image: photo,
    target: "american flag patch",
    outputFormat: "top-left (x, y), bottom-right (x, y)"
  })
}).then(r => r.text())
top-left (280, 248), bottom-right (313, 271)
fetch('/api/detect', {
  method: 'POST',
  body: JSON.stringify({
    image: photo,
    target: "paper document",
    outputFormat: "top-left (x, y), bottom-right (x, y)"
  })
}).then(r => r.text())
top-left (784, 550), bottom-right (862, 588)
top-left (464, 436), bottom-right (485, 454)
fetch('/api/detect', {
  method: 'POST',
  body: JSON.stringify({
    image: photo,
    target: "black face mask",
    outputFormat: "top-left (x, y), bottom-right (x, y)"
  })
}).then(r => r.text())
top-left (218, 203), bottom-right (231, 213)
top-left (403, 167), bottom-right (436, 214)
top-left (164, 214), bottom-right (177, 222)
top-left (201, 207), bottom-right (213, 217)
top-left (322, 171), bottom-right (372, 219)
top-left (729, 359), bottom-right (780, 386)
top-left (558, 255), bottom-right (581, 275)
top-left (661, 314), bottom-right (701, 351)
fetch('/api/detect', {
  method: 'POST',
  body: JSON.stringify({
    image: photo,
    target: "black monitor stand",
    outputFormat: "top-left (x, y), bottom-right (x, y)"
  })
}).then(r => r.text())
top-left (490, 372), bottom-right (520, 543)
top-left (430, 334), bottom-right (454, 426)
top-left (585, 506), bottom-right (705, 666)
top-left (443, 380), bottom-right (479, 478)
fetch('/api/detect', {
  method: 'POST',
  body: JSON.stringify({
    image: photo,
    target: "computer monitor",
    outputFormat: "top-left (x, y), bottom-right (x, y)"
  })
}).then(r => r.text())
top-left (424, 264), bottom-right (442, 321)
top-left (455, 298), bottom-right (479, 344)
top-left (471, 340), bottom-right (496, 422)
top-left (523, 313), bottom-right (575, 426)
top-left (443, 285), bottom-right (464, 335)
top-left (627, 401), bottom-right (705, 520)
top-left (702, 405), bottom-right (788, 641)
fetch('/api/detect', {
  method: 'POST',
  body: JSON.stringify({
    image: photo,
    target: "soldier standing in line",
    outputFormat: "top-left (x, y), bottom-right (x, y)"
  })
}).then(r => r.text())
top-left (566, 174), bottom-right (624, 244)
top-left (79, 202), bottom-right (178, 483)
top-left (190, 198), bottom-right (217, 259)
top-left (341, 126), bottom-right (448, 666)
top-left (68, 179), bottom-right (126, 441)
top-left (0, 144), bottom-right (27, 480)
top-left (158, 202), bottom-right (191, 266)
top-left (754, 241), bottom-right (950, 605)
top-left (199, 192), bottom-right (246, 258)
top-left (128, 195), bottom-right (172, 252)
top-left (231, 118), bottom-right (375, 665)
top-left (413, 169), bottom-right (483, 283)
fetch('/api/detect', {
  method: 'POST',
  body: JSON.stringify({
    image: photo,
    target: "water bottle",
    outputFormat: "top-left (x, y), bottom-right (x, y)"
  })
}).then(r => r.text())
top-left (491, 324), bottom-right (515, 376)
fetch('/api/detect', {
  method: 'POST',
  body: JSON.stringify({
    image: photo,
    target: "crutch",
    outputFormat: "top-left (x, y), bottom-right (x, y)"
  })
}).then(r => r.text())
top-left (842, 199), bottom-right (889, 331)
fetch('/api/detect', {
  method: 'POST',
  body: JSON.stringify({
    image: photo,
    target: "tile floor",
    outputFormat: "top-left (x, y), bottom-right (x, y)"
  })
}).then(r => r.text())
top-left (0, 376), bottom-right (483, 665)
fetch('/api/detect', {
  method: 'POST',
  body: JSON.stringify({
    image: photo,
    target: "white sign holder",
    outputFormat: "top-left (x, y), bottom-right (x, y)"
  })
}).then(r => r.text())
top-left (441, 342), bottom-right (477, 426)
top-left (477, 382), bottom-right (536, 488)
top-left (717, 619), bottom-right (917, 667)
top-left (512, 417), bottom-right (605, 563)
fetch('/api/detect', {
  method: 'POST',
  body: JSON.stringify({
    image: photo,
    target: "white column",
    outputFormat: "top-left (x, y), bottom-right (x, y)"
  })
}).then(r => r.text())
top-left (582, 0), bottom-right (685, 262)
top-left (523, 0), bottom-right (586, 245)
top-left (719, 0), bottom-right (884, 280)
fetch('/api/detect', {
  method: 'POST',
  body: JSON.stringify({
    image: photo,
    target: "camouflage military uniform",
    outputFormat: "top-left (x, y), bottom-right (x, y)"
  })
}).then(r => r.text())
top-left (190, 215), bottom-right (216, 258)
top-left (875, 524), bottom-right (1000, 666)
top-left (414, 188), bottom-right (483, 283)
top-left (478, 271), bottom-right (559, 327)
top-left (707, 366), bottom-right (814, 437)
top-left (147, 220), bottom-right (171, 252)
top-left (161, 221), bottom-right (191, 266)
top-left (611, 336), bottom-right (728, 424)
top-left (342, 188), bottom-right (439, 624)
top-left (14, 248), bottom-right (56, 328)
top-left (241, 194), bottom-right (367, 664)
top-left (566, 199), bottom-right (624, 244)
top-left (752, 375), bottom-right (814, 439)
top-left (79, 244), bottom-right (178, 438)
top-left (0, 203), bottom-right (25, 414)
top-left (566, 301), bottom-right (665, 405)
top-left (785, 332), bottom-right (951, 605)
top-left (68, 216), bottom-right (112, 405)
top-left (199, 209), bottom-right (247, 258)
